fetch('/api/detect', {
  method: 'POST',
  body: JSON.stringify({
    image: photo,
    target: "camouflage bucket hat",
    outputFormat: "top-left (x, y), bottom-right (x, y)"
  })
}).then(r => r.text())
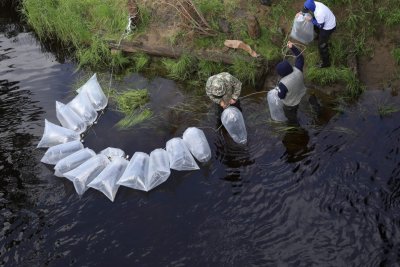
top-left (211, 78), bottom-right (226, 96)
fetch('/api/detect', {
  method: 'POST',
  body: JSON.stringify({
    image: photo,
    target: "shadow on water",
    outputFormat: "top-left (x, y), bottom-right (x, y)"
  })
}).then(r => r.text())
top-left (3, 1), bottom-right (400, 266)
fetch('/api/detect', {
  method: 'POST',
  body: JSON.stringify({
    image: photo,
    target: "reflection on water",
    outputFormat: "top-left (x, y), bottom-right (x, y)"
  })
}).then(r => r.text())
top-left (2, 2), bottom-right (400, 266)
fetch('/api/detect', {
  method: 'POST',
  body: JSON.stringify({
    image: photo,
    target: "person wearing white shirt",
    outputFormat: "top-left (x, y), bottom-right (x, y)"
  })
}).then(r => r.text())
top-left (302, 0), bottom-right (336, 68)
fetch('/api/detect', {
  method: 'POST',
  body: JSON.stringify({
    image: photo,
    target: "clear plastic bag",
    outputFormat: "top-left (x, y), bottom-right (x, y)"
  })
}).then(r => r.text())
top-left (54, 148), bottom-right (96, 177)
top-left (37, 119), bottom-right (81, 148)
top-left (290, 13), bottom-right (314, 44)
top-left (76, 74), bottom-right (108, 111)
top-left (267, 89), bottom-right (287, 122)
top-left (68, 91), bottom-right (98, 125)
top-left (146, 149), bottom-right (170, 191)
top-left (40, 140), bottom-right (84, 165)
top-left (64, 154), bottom-right (110, 195)
top-left (166, 137), bottom-right (199, 171)
top-left (182, 127), bottom-right (211, 162)
top-left (56, 101), bottom-right (87, 133)
top-left (117, 152), bottom-right (149, 191)
top-left (88, 157), bottom-right (128, 202)
top-left (100, 147), bottom-right (126, 159)
top-left (221, 106), bottom-right (248, 144)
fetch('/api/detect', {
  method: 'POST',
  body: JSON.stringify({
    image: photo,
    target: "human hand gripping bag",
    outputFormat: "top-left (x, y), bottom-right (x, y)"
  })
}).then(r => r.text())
top-left (146, 149), bottom-right (171, 191)
top-left (54, 148), bottom-right (96, 177)
top-left (166, 137), bottom-right (199, 171)
top-left (182, 127), bottom-right (211, 163)
top-left (56, 101), bottom-right (87, 133)
top-left (221, 106), bottom-right (248, 144)
top-left (37, 119), bottom-right (81, 148)
top-left (76, 74), bottom-right (108, 111)
top-left (117, 152), bottom-right (149, 191)
top-left (63, 154), bottom-right (110, 196)
top-left (267, 88), bottom-right (287, 122)
top-left (40, 140), bottom-right (84, 165)
top-left (68, 90), bottom-right (98, 126)
top-left (88, 157), bottom-right (128, 202)
top-left (290, 13), bottom-right (314, 44)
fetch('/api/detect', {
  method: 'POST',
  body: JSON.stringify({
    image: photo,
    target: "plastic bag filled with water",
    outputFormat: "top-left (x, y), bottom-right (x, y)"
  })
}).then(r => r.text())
top-left (221, 106), bottom-right (248, 144)
top-left (56, 101), bottom-right (87, 133)
top-left (64, 154), bottom-right (110, 196)
top-left (290, 13), bottom-right (314, 44)
top-left (88, 157), bottom-right (128, 202)
top-left (146, 149), bottom-right (170, 191)
top-left (100, 147), bottom-right (126, 159)
top-left (166, 137), bottom-right (199, 171)
top-left (117, 152), bottom-right (149, 191)
top-left (41, 140), bottom-right (84, 165)
top-left (76, 74), bottom-right (108, 111)
top-left (68, 91), bottom-right (98, 126)
top-left (37, 119), bottom-right (81, 148)
top-left (267, 89), bottom-right (287, 122)
top-left (182, 127), bottom-right (211, 162)
top-left (54, 148), bottom-right (96, 177)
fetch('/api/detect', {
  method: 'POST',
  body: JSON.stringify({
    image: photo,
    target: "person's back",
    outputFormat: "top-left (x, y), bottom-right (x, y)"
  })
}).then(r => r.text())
top-left (314, 1), bottom-right (336, 30)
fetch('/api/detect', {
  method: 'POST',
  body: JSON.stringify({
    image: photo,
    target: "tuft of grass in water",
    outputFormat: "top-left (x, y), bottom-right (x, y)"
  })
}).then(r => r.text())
top-left (229, 57), bottom-right (259, 86)
top-left (378, 105), bottom-right (400, 117)
top-left (116, 108), bottom-right (153, 129)
top-left (22, 0), bottom-right (129, 68)
top-left (113, 89), bottom-right (149, 115)
top-left (162, 54), bottom-right (197, 81)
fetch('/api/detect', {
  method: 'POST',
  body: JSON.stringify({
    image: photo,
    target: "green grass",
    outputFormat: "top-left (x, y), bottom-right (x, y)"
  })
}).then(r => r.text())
top-left (113, 89), bottom-right (149, 114)
top-left (229, 57), bottom-right (259, 86)
top-left (116, 108), bottom-right (153, 129)
top-left (378, 105), bottom-right (400, 117)
top-left (22, 0), bottom-right (129, 68)
top-left (393, 48), bottom-right (400, 65)
top-left (162, 54), bottom-right (197, 81)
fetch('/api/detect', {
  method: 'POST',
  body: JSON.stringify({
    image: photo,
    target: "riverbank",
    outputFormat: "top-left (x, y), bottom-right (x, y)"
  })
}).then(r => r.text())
top-left (21, 0), bottom-right (400, 96)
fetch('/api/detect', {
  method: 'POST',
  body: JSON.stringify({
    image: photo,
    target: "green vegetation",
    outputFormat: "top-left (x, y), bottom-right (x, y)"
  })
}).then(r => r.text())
top-left (162, 54), bottom-right (197, 81)
top-left (22, 0), bottom-right (129, 69)
top-left (378, 104), bottom-right (400, 117)
top-left (111, 89), bottom-right (152, 129)
top-left (393, 48), bottom-right (400, 65)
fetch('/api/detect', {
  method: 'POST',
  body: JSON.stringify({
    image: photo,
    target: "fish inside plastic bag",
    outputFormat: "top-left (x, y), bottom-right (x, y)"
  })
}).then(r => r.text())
top-left (166, 137), bottom-right (199, 171)
top-left (64, 154), bottom-right (110, 195)
top-left (54, 148), bottom-right (96, 177)
top-left (37, 119), bottom-right (81, 148)
top-left (76, 74), bottom-right (108, 111)
top-left (182, 127), bottom-right (211, 162)
top-left (68, 90), bottom-right (98, 126)
top-left (267, 88), bottom-right (287, 122)
top-left (88, 157), bottom-right (128, 202)
top-left (100, 147), bottom-right (126, 159)
top-left (56, 101), bottom-right (87, 133)
top-left (221, 106), bottom-right (248, 144)
top-left (290, 13), bottom-right (314, 44)
top-left (41, 140), bottom-right (84, 165)
top-left (117, 152), bottom-right (149, 191)
top-left (146, 149), bottom-right (170, 191)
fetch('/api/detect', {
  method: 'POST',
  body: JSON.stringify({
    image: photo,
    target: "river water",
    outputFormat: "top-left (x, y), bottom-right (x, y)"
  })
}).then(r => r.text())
top-left (1, 3), bottom-right (400, 267)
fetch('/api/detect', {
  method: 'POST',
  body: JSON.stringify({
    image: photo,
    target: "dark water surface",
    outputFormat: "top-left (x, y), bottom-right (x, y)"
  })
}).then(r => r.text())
top-left (2, 3), bottom-right (400, 267)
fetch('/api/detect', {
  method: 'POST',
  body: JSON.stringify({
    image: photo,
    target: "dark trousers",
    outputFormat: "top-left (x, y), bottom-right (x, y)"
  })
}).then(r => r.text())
top-left (314, 26), bottom-right (336, 66)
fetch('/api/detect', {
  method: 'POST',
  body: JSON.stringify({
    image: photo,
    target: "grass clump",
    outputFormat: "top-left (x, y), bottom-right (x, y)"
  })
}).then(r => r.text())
top-left (116, 108), bottom-right (153, 129)
top-left (130, 52), bottom-right (150, 72)
top-left (162, 54), bottom-right (197, 81)
top-left (112, 89), bottom-right (152, 129)
top-left (22, 0), bottom-right (128, 68)
top-left (393, 48), bottom-right (400, 65)
top-left (378, 105), bottom-right (400, 117)
top-left (230, 57), bottom-right (259, 86)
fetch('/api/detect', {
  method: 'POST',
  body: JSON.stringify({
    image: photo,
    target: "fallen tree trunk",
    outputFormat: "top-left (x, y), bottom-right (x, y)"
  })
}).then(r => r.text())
top-left (108, 40), bottom-right (266, 65)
